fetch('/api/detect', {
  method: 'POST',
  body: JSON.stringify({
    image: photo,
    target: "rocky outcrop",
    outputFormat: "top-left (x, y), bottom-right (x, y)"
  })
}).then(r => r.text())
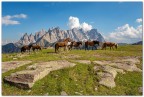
top-left (4, 60), bottom-right (76, 89)
top-left (93, 57), bottom-right (142, 72)
top-left (3, 57), bottom-right (142, 89)
top-left (94, 65), bottom-right (124, 88)
top-left (74, 60), bottom-right (91, 64)
top-left (93, 57), bottom-right (142, 88)
top-left (2, 61), bottom-right (32, 73)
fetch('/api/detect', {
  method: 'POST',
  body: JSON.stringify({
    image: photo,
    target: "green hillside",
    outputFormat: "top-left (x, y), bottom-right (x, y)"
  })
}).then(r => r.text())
top-left (2, 45), bottom-right (142, 96)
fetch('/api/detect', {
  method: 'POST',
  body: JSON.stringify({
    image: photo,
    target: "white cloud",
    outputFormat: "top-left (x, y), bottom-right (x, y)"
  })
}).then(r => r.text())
top-left (68, 16), bottom-right (92, 32)
top-left (68, 16), bottom-right (80, 29)
top-left (81, 22), bottom-right (92, 32)
top-left (105, 24), bottom-right (142, 43)
top-left (2, 14), bottom-right (27, 25)
top-left (13, 14), bottom-right (27, 18)
top-left (136, 18), bottom-right (142, 23)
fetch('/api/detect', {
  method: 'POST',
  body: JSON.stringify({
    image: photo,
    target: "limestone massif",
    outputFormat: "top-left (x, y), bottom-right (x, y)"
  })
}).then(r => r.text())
top-left (2, 27), bottom-right (105, 53)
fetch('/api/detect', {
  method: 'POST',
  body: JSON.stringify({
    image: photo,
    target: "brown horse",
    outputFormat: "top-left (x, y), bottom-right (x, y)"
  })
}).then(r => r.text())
top-left (31, 44), bottom-right (41, 51)
top-left (21, 44), bottom-right (33, 53)
top-left (102, 42), bottom-right (118, 50)
top-left (55, 38), bottom-right (72, 53)
top-left (69, 41), bottom-right (82, 50)
top-left (85, 40), bottom-right (99, 50)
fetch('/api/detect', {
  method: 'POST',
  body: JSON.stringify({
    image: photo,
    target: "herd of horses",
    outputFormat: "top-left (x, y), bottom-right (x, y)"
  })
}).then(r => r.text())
top-left (21, 38), bottom-right (118, 53)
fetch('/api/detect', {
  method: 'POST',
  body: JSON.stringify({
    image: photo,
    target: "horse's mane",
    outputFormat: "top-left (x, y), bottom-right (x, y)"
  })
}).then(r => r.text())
top-left (63, 38), bottom-right (71, 42)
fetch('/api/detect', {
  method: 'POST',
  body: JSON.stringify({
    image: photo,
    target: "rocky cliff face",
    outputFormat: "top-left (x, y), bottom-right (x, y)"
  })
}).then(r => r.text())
top-left (2, 27), bottom-right (105, 53)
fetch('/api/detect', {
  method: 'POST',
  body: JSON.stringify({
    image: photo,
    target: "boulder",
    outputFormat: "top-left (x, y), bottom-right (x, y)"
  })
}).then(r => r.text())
top-left (4, 60), bottom-right (76, 89)
top-left (61, 91), bottom-right (68, 96)
top-left (2, 61), bottom-right (32, 73)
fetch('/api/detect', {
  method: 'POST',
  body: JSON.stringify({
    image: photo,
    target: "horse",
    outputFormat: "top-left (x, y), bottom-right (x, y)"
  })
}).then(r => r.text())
top-left (21, 44), bottom-right (33, 53)
top-left (85, 40), bottom-right (99, 50)
top-left (31, 44), bottom-right (42, 52)
top-left (69, 41), bottom-right (82, 50)
top-left (55, 38), bottom-right (72, 53)
top-left (102, 42), bottom-right (118, 50)
top-left (67, 41), bottom-right (74, 50)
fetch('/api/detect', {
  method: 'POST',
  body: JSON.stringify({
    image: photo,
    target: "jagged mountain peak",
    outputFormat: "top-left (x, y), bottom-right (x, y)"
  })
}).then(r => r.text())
top-left (3, 27), bottom-right (105, 53)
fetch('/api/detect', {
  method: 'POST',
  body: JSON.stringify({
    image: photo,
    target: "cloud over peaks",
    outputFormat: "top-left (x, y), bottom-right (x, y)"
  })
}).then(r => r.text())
top-left (105, 24), bottom-right (142, 43)
top-left (136, 18), bottom-right (142, 23)
top-left (68, 16), bottom-right (92, 32)
top-left (2, 14), bottom-right (27, 25)
top-left (68, 16), bottom-right (80, 29)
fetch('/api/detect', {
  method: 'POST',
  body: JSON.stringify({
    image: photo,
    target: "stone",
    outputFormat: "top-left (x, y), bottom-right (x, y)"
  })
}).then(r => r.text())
top-left (109, 62), bottom-right (142, 72)
top-left (13, 58), bottom-right (17, 60)
top-left (27, 90), bottom-right (31, 93)
top-left (2, 61), bottom-right (32, 73)
top-left (94, 86), bottom-right (98, 91)
top-left (61, 91), bottom-right (68, 96)
top-left (75, 92), bottom-right (82, 95)
top-left (102, 65), bottom-right (125, 78)
top-left (93, 61), bottom-right (111, 66)
top-left (93, 57), bottom-right (142, 88)
top-left (93, 57), bottom-right (142, 72)
top-left (44, 93), bottom-right (49, 96)
top-left (74, 60), bottom-right (91, 64)
top-left (138, 87), bottom-right (143, 93)
top-left (99, 74), bottom-right (116, 88)
top-left (63, 54), bottom-right (81, 59)
top-left (94, 65), bottom-right (124, 88)
top-left (4, 60), bottom-right (76, 89)
top-left (93, 65), bottom-right (101, 71)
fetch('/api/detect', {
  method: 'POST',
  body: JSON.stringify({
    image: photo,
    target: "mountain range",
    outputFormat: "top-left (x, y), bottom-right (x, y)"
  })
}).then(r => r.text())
top-left (2, 27), bottom-right (105, 53)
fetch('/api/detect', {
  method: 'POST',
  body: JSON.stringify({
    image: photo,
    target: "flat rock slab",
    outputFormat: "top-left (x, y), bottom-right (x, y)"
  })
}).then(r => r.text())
top-left (74, 60), bottom-right (91, 64)
top-left (93, 57), bottom-right (142, 88)
top-left (95, 65), bottom-right (124, 88)
top-left (63, 54), bottom-right (81, 59)
top-left (2, 61), bottom-right (32, 73)
top-left (98, 72), bottom-right (116, 88)
top-left (93, 57), bottom-right (142, 72)
top-left (4, 60), bottom-right (76, 89)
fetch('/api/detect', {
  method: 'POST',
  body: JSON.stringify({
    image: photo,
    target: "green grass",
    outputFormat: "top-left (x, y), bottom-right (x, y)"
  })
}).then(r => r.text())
top-left (2, 45), bottom-right (142, 95)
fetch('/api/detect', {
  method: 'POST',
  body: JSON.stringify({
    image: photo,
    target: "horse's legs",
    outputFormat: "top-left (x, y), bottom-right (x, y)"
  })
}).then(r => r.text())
top-left (94, 45), bottom-right (97, 50)
top-left (64, 46), bottom-right (66, 51)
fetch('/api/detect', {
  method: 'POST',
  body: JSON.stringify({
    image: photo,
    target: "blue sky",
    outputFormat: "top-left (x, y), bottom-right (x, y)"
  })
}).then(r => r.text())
top-left (2, 2), bottom-right (143, 44)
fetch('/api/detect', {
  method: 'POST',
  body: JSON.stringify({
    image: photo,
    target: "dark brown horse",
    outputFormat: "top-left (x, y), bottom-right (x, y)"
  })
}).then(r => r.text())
top-left (31, 44), bottom-right (41, 51)
top-left (69, 41), bottom-right (82, 50)
top-left (55, 38), bottom-right (71, 53)
top-left (102, 42), bottom-right (118, 50)
top-left (21, 44), bottom-right (33, 53)
top-left (85, 40), bottom-right (99, 50)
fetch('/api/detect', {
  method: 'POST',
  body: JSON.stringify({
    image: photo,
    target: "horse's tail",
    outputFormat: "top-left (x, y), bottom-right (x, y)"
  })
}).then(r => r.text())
top-left (85, 41), bottom-right (88, 50)
top-left (102, 43), bottom-right (105, 50)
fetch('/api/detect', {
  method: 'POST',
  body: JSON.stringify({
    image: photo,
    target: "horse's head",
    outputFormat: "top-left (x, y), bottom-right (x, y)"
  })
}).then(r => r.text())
top-left (79, 41), bottom-right (82, 45)
top-left (93, 40), bottom-right (99, 46)
top-left (64, 38), bottom-right (72, 42)
top-left (28, 44), bottom-right (33, 48)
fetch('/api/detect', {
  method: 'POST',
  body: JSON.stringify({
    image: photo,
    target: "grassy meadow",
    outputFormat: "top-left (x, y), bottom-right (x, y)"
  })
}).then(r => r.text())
top-left (2, 45), bottom-right (143, 95)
